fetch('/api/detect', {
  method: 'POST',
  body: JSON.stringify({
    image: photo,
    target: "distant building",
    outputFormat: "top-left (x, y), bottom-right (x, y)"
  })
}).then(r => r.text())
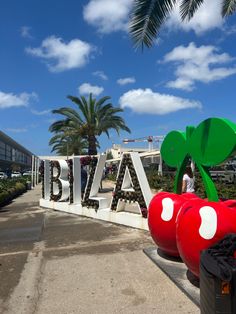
top-left (106, 144), bottom-right (160, 167)
top-left (0, 131), bottom-right (33, 172)
top-left (106, 144), bottom-right (148, 160)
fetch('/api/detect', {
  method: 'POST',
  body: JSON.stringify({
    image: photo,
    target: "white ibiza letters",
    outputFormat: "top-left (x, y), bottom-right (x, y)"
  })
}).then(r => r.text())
top-left (110, 153), bottom-right (152, 216)
top-left (50, 160), bottom-right (70, 201)
top-left (82, 154), bottom-right (108, 209)
top-left (40, 153), bottom-right (152, 230)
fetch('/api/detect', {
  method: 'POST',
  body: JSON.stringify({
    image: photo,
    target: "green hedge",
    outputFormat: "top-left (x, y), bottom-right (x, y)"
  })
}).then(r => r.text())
top-left (0, 178), bottom-right (28, 207)
top-left (145, 171), bottom-right (174, 192)
top-left (146, 170), bottom-right (236, 200)
top-left (194, 174), bottom-right (236, 200)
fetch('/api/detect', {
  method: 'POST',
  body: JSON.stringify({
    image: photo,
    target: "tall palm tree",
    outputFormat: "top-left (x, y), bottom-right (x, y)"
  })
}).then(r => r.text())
top-left (49, 94), bottom-right (131, 155)
top-left (130, 0), bottom-right (236, 48)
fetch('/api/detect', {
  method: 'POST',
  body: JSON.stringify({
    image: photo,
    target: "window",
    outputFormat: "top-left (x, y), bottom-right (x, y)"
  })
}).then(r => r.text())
top-left (5, 145), bottom-right (12, 161)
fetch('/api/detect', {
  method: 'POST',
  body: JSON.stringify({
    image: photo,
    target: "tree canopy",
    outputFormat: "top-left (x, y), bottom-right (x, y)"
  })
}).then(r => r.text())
top-left (49, 94), bottom-right (130, 156)
top-left (129, 0), bottom-right (236, 48)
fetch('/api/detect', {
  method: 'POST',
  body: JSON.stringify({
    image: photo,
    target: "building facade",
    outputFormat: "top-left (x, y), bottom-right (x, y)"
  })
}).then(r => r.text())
top-left (0, 131), bottom-right (33, 172)
top-left (106, 144), bottom-right (160, 168)
top-left (106, 144), bottom-right (148, 159)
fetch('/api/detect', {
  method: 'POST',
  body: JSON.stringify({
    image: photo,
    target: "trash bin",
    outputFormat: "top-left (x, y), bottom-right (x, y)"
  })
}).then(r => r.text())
top-left (200, 234), bottom-right (236, 314)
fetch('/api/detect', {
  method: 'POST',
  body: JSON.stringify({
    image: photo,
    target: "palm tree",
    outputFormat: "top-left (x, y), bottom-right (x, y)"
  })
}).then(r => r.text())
top-left (49, 130), bottom-right (88, 156)
top-left (130, 0), bottom-right (236, 48)
top-left (49, 94), bottom-right (131, 155)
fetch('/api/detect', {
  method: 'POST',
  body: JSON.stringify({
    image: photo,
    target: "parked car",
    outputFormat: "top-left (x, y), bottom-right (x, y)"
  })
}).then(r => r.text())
top-left (0, 172), bottom-right (7, 179)
top-left (11, 172), bottom-right (21, 178)
top-left (23, 171), bottom-right (32, 176)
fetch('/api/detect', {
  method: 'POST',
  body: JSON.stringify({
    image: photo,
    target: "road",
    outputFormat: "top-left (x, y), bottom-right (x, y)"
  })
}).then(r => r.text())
top-left (0, 184), bottom-right (199, 314)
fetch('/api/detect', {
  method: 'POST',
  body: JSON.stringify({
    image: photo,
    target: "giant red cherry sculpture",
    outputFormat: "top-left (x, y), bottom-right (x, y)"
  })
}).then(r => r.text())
top-left (152, 118), bottom-right (236, 278)
top-left (148, 192), bottom-right (199, 256)
top-left (176, 199), bottom-right (236, 277)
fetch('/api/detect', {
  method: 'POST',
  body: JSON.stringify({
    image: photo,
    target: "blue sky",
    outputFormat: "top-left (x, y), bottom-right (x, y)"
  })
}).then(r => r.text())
top-left (1, 0), bottom-right (236, 156)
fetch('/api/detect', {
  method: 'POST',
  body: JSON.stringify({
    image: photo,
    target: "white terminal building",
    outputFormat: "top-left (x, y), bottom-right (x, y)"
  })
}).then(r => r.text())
top-left (106, 144), bottom-right (161, 168)
top-left (0, 130), bottom-right (33, 172)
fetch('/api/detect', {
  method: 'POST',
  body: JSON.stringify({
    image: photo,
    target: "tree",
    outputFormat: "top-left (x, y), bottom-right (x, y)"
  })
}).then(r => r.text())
top-left (11, 163), bottom-right (21, 172)
top-left (129, 0), bottom-right (236, 48)
top-left (106, 151), bottom-right (114, 160)
top-left (49, 94), bottom-right (131, 155)
top-left (49, 130), bottom-right (88, 156)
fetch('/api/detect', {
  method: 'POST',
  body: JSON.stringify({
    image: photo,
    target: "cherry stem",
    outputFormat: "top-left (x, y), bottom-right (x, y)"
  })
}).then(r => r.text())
top-left (174, 156), bottom-right (189, 194)
top-left (196, 162), bottom-right (219, 202)
top-left (173, 125), bottom-right (219, 201)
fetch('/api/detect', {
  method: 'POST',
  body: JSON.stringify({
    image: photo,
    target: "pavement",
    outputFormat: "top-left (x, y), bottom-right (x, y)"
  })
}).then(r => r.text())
top-left (0, 183), bottom-right (199, 314)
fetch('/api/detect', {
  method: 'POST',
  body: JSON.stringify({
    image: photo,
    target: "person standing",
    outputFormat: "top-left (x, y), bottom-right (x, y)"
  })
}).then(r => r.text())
top-left (182, 166), bottom-right (195, 193)
top-left (100, 166), bottom-right (106, 191)
top-left (81, 166), bottom-right (88, 197)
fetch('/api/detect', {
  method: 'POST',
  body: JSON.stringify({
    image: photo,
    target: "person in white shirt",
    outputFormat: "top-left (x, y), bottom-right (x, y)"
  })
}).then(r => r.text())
top-left (182, 166), bottom-right (195, 193)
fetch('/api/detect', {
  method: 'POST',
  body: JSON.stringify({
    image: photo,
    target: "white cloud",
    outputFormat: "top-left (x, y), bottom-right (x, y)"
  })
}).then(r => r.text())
top-left (93, 70), bottom-right (108, 80)
top-left (119, 88), bottom-right (201, 115)
top-left (224, 25), bottom-right (236, 36)
top-left (5, 128), bottom-right (27, 133)
top-left (166, 0), bottom-right (223, 35)
top-left (0, 91), bottom-right (37, 109)
top-left (20, 26), bottom-right (33, 39)
top-left (31, 109), bottom-right (51, 115)
top-left (79, 83), bottom-right (104, 96)
top-left (117, 77), bottom-right (136, 85)
top-left (163, 42), bottom-right (236, 91)
top-left (83, 0), bottom-right (133, 33)
top-left (26, 36), bottom-right (93, 72)
top-left (166, 78), bottom-right (194, 91)
top-left (83, 0), bottom-right (223, 36)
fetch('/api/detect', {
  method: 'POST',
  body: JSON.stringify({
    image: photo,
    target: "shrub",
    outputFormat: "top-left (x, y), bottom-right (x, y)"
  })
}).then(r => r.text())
top-left (147, 170), bottom-right (236, 200)
top-left (106, 173), bottom-right (117, 181)
top-left (0, 178), bottom-right (28, 208)
top-left (8, 187), bottom-right (17, 197)
top-left (0, 191), bottom-right (11, 205)
top-left (194, 173), bottom-right (236, 200)
top-left (15, 182), bottom-right (26, 191)
top-left (145, 170), bottom-right (174, 192)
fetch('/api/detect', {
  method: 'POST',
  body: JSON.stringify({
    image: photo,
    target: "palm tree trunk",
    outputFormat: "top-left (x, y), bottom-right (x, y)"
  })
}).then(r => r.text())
top-left (88, 135), bottom-right (97, 155)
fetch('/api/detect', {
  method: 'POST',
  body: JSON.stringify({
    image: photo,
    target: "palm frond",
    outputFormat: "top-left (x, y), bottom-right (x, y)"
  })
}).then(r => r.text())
top-left (52, 107), bottom-right (83, 124)
top-left (49, 133), bottom-right (66, 145)
top-left (95, 96), bottom-right (111, 109)
top-left (67, 95), bottom-right (87, 122)
top-left (129, 0), bottom-right (177, 48)
top-left (222, 0), bottom-right (236, 16)
top-left (80, 96), bottom-right (90, 121)
top-left (49, 119), bottom-right (71, 132)
top-left (180, 0), bottom-right (204, 21)
top-left (49, 132), bottom-right (88, 156)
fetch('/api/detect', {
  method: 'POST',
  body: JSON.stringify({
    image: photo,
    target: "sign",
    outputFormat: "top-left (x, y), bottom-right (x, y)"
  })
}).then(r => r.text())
top-left (41, 152), bottom-right (152, 215)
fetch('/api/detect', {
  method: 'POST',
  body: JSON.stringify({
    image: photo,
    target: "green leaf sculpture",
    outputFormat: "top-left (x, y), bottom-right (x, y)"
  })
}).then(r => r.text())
top-left (161, 118), bottom-right (236, 202)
